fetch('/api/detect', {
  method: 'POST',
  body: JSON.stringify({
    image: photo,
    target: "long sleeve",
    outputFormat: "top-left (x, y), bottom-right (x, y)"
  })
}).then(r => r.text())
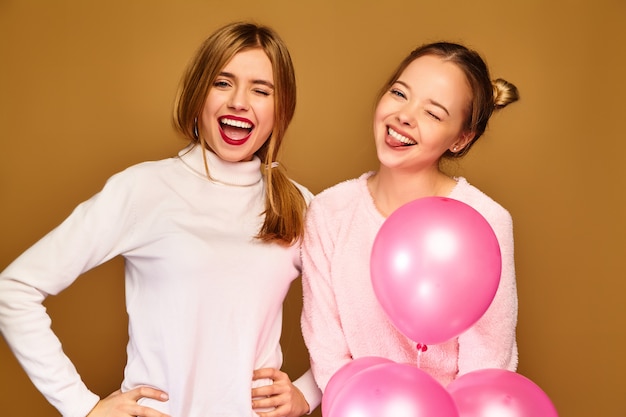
top-left (301, 175), bottom-right (519, 392)
top-left (455, 201), bottom-right (518, 375)
top-left (2, 146), bottom-right (321, 416)
top-left (288, 186), bottom-right (323, 413)
top-left (291, 369), bottom-right (322, 414)
top-left (301, 192), bottom-right (355, 392)
top-left (0, 171), bottom-right (138, 417)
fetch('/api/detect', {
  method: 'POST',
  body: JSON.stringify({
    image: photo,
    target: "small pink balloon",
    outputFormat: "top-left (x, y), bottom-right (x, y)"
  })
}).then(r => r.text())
top-left (322, 356), bottom-right (394, 416)
top-left (327, 362), bottom-right (459, 417)
top-left (371, 197), bottom-right (501, 345)
top-left (447, 369), bottom-right (559, 417)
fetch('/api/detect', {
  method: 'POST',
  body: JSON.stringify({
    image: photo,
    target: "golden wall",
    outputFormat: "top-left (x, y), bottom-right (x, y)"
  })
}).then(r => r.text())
top-left (1, 1), bottom-right (625, 416)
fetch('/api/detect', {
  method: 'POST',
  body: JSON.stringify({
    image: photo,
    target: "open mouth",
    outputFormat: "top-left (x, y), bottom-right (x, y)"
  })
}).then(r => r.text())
top-left (388, 127), bottom-right (416, 146)
top-left (220, 117), bottom-right (253, 141)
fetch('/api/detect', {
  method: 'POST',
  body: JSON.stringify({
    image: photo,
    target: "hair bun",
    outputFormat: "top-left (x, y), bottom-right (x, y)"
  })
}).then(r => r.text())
top-left (492, 78), bottom-right (520, 109)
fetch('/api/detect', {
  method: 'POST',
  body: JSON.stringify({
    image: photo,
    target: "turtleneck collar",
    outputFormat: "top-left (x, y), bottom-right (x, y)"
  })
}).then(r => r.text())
top-left (177, 143), bottom-right (263, 187)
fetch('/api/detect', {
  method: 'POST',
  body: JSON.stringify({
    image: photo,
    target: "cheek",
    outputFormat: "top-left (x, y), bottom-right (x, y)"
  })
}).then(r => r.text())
top-left (255, 97), bottom-right (274, 119)
top-left (203, 89), bottom-right (220, 110)
top-left (262, 105), bottom-right (275, 130)
top-left (373, 102), bottom-right (388, 130)
top-left (255, 104), bottom-right (275, 141)
top-left (201, 96), bottom-right (219, 123)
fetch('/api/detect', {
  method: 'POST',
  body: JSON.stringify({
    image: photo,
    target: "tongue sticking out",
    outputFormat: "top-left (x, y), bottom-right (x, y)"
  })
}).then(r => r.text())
top-left (222, 124), bottom-right (251, 141)
top-left (387, 127), bottom-right (416, 147)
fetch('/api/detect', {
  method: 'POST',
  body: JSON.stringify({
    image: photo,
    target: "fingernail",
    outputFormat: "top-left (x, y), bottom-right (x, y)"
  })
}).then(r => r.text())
top-left (161, 393), bottom-right (169, 400)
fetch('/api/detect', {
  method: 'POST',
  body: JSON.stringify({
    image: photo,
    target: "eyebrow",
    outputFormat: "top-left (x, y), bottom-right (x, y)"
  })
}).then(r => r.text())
top-left (219, 71), bottom-right (275, 89)
top-left (395, 80), bottom-right (450, 116)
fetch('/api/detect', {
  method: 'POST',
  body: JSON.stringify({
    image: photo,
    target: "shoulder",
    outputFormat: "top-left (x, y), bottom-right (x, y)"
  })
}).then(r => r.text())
top-left (304, 173), bottom-right (374, 242)
top-left (121, 156), bottom-right (178, 176)
top-left (451, 177), bottom-right (512, 228)
top-left (107, 156), bottom-right (177, 183)
top-left (94, 157), bottom-right (179, 201)
top-left (309, 173), bottom-right (372, 214)
top-left (290, 179), bottom-right (315, 205)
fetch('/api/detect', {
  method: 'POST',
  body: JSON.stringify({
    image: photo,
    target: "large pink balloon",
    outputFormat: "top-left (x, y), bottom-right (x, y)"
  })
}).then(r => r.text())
top-left (322, 356), bottom-right (394, 416)
top-left (370, 197), bottom-right (501, 345)
top-left (447, 369), bottom-right (559, 417)
top-left (327, 362), bottom-right (459, 417)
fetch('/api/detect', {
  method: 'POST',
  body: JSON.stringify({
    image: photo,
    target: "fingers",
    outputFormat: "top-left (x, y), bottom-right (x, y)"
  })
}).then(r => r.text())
top-left (251, 394), bottom-right (276, 412)
top-left (252, 369), bottom-right (281, 412)
top-left (125, 387), bottom-right (170, 417)
top-left (133, 403), bottom-right (172, 417)
top-left (251, 370), bottom-right (309, 417)
top-left (252, 368), bottom-right (288, 399)
top-left (253, 367), bottom-right (286, 381)
top-left (255, 392), bottom-right (309, 417)
top-left (87, 387), bottom-right (171, 417)
top-left (126, 386), bottom-right (169, 403)
top-left (253, 368), bottom-right (291, 395)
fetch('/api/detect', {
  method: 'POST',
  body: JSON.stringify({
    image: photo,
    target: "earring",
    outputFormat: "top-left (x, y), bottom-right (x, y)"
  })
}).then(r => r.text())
top-left (453, 146), bottom-right (458, 152)
top-left (193, 117), bottom-right (199, 139)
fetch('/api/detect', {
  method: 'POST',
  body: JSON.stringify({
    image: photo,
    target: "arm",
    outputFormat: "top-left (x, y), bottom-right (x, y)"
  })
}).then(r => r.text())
top-left (456, 207), bottom-right (519, 374)
top-left (87, 388), bottom-right (170, 417)
top-left (290, 368), bottom-right (321, 413)
top-left (251, 368), bottom-right (320, 417)
top-left (251, 185), bottom-right (322, 416)
top-left (0, 170), bottom-right (161, 416)
top-left (300, 199), bottom-right (353, 392)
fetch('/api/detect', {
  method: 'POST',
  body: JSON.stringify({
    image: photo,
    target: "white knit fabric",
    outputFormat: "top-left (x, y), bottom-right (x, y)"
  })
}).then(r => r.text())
top-left (0, 144), bottom-right (320, 417)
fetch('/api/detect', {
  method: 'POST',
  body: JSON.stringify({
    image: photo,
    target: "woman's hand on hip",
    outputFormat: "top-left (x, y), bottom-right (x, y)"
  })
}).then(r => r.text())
top-left (86, 387), bottom-right (171, 417)
top-left (252, 368), bottom-right (310, 417)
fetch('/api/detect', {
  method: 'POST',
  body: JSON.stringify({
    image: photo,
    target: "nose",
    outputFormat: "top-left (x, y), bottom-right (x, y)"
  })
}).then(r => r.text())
top-left (228, 86), bottom-right (249, 111)
top-left (396, 102), bottom-right (417, 127)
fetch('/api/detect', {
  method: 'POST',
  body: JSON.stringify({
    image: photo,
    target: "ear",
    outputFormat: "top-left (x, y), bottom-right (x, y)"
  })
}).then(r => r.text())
top-left (450, 130), bottom-right (476, 153)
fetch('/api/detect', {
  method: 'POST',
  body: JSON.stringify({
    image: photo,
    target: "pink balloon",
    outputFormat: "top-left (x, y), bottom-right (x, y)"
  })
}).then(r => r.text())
top-left (322, 356), bottom-right (394, 416)
top-left (447, 369), bottom-right (559, 417)
top-left (327, 362), bottom-right (459, 417)
top-left (370, 197), bottom-right (501, 345)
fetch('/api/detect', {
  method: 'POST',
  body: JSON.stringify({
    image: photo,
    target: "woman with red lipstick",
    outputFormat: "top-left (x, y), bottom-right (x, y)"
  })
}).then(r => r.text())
top-left (0, 22), bottom-right (320, 417)
top-left (301, 42), bottom-right (520, 392)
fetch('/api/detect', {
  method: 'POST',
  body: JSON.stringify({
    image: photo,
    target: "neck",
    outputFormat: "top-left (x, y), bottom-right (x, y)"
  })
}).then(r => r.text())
top-left (368, 165), bottom-right (455, 217)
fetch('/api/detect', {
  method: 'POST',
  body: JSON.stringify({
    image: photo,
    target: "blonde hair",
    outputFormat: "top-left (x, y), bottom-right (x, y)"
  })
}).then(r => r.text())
top-left (173, 22), bottom-right (305, 245)
top-left (377, 42), bottom-right (519, 157)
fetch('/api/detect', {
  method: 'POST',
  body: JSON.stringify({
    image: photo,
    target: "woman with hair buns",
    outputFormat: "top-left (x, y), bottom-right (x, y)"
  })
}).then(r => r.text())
top-left (0, 22), bottom-right (320, 417)
top-left (301, 42), bottom-right (520, 392)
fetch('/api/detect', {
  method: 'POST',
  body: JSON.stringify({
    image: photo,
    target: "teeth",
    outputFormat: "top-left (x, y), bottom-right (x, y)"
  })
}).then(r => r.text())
top-left (388, 127), bottom-right (416, 145)
top-left (221, 118), bottom-right (252, 129)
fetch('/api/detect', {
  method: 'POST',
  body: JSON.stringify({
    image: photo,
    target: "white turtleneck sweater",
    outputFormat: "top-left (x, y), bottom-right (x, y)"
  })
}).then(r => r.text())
top-left (0, 144), bottom-right (320, 417)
